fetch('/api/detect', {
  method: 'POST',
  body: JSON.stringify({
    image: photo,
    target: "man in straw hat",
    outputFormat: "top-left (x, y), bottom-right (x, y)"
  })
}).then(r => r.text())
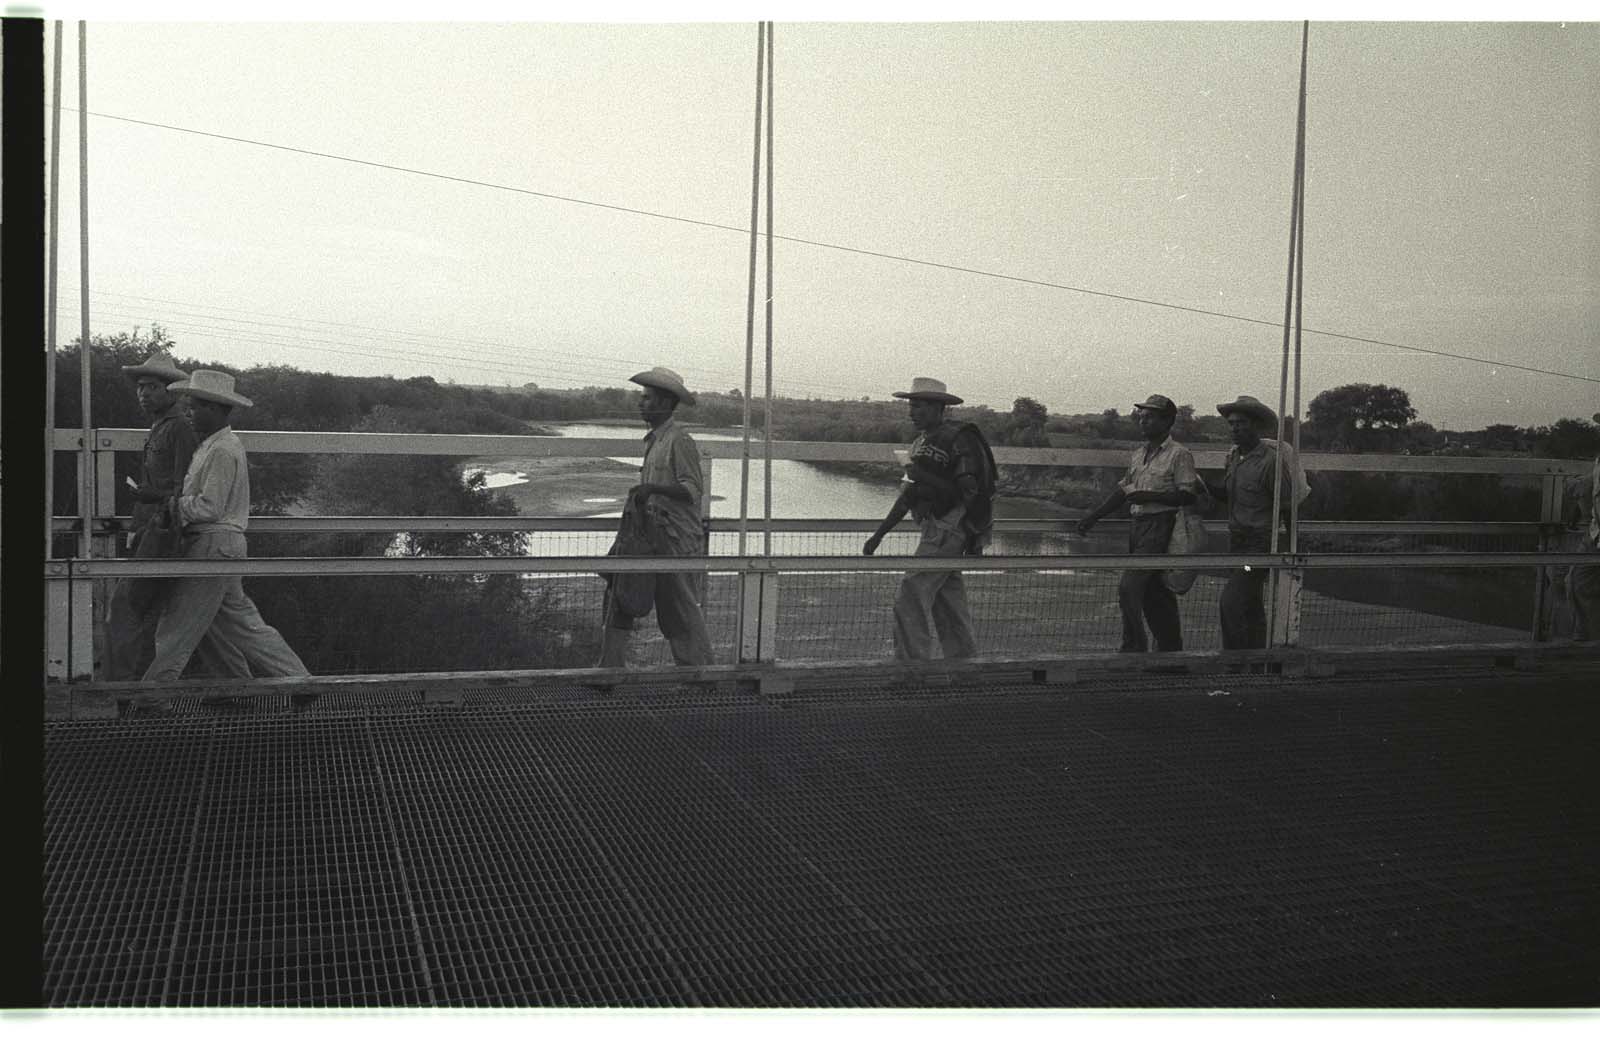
top-left (863, 377), bottom-right (996, 661)
top-left (1077, 394), bottom-right (1199, 654)
top-left (596, 367), bottom-right (714, 668)
top-left (104, 350), bottom-right (202, 680)
top-left (1215, 395), bottom-right (1298, 651)
top-left (141, 369), bottom-right (310, 684)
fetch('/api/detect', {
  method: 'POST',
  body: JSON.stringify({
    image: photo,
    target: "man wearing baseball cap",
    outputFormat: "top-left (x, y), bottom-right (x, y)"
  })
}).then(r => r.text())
top-left (1215, 395), bottom-right (1296, 650)
top-left (596, 366), bottom-right (714, 668)
top-left (105, 350), bottom-right (201, 680)
top-left (141, 369), bottom-right (310, 685)
top-left (1076, 394), bottom-right (1200, 654)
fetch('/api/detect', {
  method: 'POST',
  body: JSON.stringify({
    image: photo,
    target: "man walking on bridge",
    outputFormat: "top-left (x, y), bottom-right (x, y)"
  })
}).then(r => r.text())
top-left (1214, 395), bottom-right (1296, 650)
top-left (863, 377), bottom-right (996, 661)
top-left (597, 367), bottom-right (714, 668)
top-left (1076, 394), bottom-right (1199, 654)
top-left (142, 370), bottom-right (310, 684)
top-left (105, 350), bottom-right (199, 680)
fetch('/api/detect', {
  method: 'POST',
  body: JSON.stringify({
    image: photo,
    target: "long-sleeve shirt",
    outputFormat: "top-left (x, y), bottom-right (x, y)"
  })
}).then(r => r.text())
top-left (176, 426), bottom-right (251, 534)
top-left (131, 404), bottom-right (198, 533)
top-left (1223, 441), bottom-right (1296, 532)
top-left (1118, 436), bottom-right (1198, 517)
top-left (639, 419), bottom-right (705, 555)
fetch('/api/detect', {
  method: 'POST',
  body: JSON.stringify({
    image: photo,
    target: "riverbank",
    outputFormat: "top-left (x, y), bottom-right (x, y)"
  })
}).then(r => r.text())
top-left (466, 456), bottom-right (637, 517)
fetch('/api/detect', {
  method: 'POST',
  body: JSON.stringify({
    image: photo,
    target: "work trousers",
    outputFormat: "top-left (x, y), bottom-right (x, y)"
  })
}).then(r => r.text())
top-left (603, 571), bottom-right (713, 666)
top-left (1571, 543), bottom-right (1600, 642)
top-left (893, 520), bottom-right (978, 661)
top-left (1219, 525), bottom-right (1273, 650)
top-left (142, 531), bottom-right (310, 682)
top-left (1120, 513), bottom-right (1183, 653)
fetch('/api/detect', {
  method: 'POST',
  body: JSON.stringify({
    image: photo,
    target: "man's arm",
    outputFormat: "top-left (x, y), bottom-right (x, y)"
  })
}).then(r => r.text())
top-left (1076, 488), bottom-right (1128, 535)
top-left (176, 446), bottom-right (237, 526)
top-left (637, 429), bottom-right (702, 505)
top-left (863, 491), bottom-right (912, 555)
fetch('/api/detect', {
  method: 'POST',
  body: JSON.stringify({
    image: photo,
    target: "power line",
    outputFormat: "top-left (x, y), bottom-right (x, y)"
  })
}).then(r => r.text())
top-left (68, 107), bottom-right (1600, 387)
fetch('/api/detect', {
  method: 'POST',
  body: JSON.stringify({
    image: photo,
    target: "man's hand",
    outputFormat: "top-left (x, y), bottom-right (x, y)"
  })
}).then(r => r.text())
top-left (862, 533), bottom-right (883, 556)
top-left (1074, 516), bottom-right (1096, 537)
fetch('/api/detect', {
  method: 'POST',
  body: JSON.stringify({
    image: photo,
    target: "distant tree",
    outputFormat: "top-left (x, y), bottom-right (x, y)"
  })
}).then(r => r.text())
top-left (1097, 407), bottom-right (1122, 439)
top-left (996, 397), bottom-right (1050, 447)
top-left (1306, 383), bottom-right (1417, 451)
top-left (1533, 418), bottom-right (1600, 461)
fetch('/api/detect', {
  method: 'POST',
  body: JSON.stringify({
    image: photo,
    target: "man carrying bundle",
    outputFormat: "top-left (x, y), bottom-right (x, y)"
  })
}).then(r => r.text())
top-left (863, 377), bottom-right (996, 662)
top-left (597, 367), bottom-right (714, 668)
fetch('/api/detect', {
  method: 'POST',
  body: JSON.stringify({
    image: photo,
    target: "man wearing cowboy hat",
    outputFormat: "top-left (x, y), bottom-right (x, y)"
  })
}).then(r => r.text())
top-left (596, 367), bottom-right (714, 668)
top-left (141, 369), bottom-right (311, 683)
top-left (863, 377), bottom-right (994, 661)
top-left (1215, 395), bottom-right (1297, 650)
top-left (104, 350), bottom-right (202, 680)
top-left (1076, 394), bottom-right (1199, 654)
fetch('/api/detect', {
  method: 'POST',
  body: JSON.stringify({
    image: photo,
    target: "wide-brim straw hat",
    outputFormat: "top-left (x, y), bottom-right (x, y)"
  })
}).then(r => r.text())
top-left (1216, 394), bottom-right (1278, 432)
top-left (892, 377), bottom-right (963, 405)
top-left (628, 366), bottom-right (696, 407)
top-left (122, 350), bottom-right (189, 383)
top-left (168, 368), bottom-right (253, 408)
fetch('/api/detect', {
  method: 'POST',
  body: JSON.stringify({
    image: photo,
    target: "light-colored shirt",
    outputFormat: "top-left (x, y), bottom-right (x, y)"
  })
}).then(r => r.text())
top-left (640, 418), bottom-right (705, 555)
top-left (177, 426), bottom-right (250, 534)
top-left (1118, 436), bottom-right (1198, 517)
top-left (1224, 441), bottom-right (1295, 532)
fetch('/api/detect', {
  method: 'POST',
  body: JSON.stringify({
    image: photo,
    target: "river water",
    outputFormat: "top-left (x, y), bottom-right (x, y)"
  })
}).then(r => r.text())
top-left (475, 421), bottom-right (1088, 560)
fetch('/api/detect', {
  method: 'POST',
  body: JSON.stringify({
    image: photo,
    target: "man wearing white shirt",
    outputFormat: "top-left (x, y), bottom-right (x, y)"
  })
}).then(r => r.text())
top-left (142, 370), bottom-right (310, 683)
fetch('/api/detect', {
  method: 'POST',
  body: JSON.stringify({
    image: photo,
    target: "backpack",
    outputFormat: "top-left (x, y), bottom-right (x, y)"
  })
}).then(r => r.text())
top-left (955, 421), bottom-right (1000, 537)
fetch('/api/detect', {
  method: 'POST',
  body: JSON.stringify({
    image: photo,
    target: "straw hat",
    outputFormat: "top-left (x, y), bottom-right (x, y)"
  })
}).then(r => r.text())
top-left (1216, 395), bottom-right (1278, 432)
top-left (892, 377), bottom-right (963, 405)
top-left (122, 350), bottom-right (189, 383)
top-left (167, 369), bottom-right (253, 408)
top-left (629, 366), bottom-right (696, 407)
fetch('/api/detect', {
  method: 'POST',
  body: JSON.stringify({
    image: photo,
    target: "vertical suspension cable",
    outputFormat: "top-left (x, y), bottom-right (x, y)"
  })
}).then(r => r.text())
top-left (45, 21), bottom-right (63, 560)
top-left (762, 23), bottom-right (775, 557)
top-left (1268, 20), bottom-right (1309, 645)
top-left (738, 21), bottom-right (765, 561)
top-left (1290, 90), bottom-right (1308, 557)
top-left (78, 20), bottom-right (94, 559)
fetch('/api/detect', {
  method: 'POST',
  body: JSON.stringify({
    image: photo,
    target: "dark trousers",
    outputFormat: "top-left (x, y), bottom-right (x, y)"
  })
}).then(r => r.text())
top-left (1219, 525), bottom-right (1274, 650)
top-left (1120, 513), bottom-right (1182, 653)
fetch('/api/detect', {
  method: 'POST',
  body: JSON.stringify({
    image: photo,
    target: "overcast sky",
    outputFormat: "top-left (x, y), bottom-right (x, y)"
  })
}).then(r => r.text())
top-left (44, 18), bottom-right (1599, 428)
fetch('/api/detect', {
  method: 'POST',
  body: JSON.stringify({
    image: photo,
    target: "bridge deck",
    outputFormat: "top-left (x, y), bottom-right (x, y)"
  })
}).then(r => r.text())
top-left (44, 665), bottom-right (1600, 1007)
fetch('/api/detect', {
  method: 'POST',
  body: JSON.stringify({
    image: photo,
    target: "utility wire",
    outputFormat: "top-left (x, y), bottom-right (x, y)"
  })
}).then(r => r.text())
top-left (68, 107), bottom-right (1600, 387)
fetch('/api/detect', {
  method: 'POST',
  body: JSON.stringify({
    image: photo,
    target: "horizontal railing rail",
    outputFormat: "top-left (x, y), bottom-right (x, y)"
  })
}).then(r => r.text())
top-left (52, 515), bottom-right (1563, 536)
top-left (44, 550), bottom-right (1600, 579)
top-left (53, 427), bottom-right (1592, 477)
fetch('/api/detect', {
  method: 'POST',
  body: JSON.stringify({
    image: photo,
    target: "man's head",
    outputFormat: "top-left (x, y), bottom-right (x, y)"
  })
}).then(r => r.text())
top-left (628, 367), bottom-right (695, 429)
top-left (182, 395), bottom-right (232, 438)
top-left (122, 351), bottom-right (188, 418)
top-left (134, 376), bottom-right (176, 417)
top-left (892, 377), bottom-right (962, 432)
top-left (166, 369), bottom-right (253, 438)
top-left (906, 396), bottom-right (946, 431)
top-left (1132, 394), bottom-right (1177, 443)
top-left (1216, 396), bottom-right (1277, 451)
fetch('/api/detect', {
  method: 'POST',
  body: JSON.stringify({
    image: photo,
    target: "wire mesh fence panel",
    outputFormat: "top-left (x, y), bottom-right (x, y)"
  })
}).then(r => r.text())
top-left (1297, 566), bottom-right (1534, 646)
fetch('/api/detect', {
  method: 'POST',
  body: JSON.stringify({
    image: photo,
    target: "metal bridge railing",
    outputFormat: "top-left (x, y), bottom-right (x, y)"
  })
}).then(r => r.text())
top-left (45, 428), bottom-right (1596, 682)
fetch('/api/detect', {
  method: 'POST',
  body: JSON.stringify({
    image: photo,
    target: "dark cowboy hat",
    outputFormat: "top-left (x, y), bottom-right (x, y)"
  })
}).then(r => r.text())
top-left (1216, 394), bottom-right (1278, 432)
top-left (122, 350), bottom-right (189, 383)
top-left (629, 366), bottom-right (696, 407)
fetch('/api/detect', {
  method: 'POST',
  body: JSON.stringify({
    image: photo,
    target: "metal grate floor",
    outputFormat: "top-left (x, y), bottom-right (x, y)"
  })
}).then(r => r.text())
top-left (45, 668), bottom-right (1600, 1007)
